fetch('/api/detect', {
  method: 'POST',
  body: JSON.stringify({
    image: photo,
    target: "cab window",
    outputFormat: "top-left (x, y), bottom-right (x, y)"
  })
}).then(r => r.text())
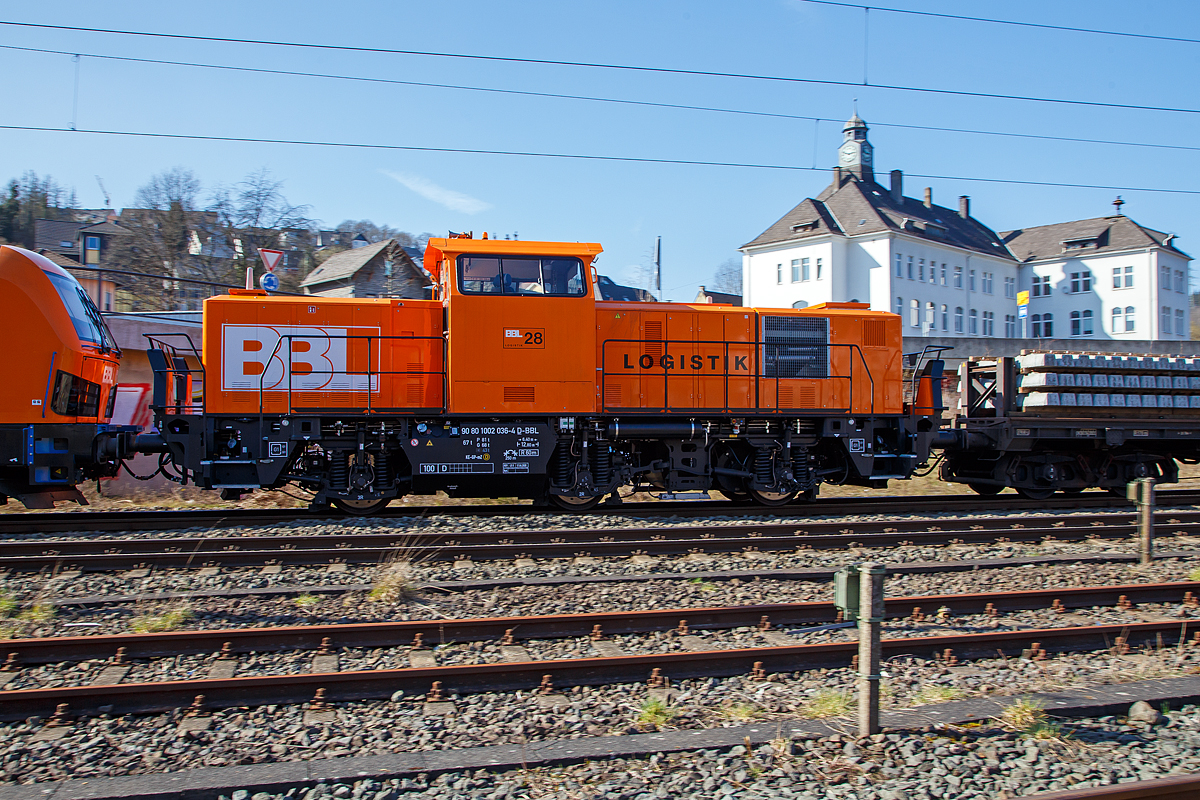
top-left (45, 271), bottom-right (119, 352)
top-left (457, 255), bottom-right (586, 297)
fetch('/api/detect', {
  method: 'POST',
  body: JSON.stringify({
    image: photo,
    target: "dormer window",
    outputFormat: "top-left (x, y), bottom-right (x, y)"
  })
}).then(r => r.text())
top-left (1062, 237), bottom-right (1098, 251)
top-left (791, 220), bottom-right (819, 233)
top-left (925, 222), bottom-right (947, 238)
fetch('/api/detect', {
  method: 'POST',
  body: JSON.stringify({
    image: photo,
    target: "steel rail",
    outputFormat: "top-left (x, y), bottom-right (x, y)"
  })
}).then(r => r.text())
top-left (2, 581), bottom-right (1196, 666)
top-left (2, 489), bottom-right (1196, 535)
top-left (0, 619), bottom-right (1189, 720)
top-left (3, 516), bottom-right (1199, 572)
top-left (1021, 773), bottom-right (1200, 800)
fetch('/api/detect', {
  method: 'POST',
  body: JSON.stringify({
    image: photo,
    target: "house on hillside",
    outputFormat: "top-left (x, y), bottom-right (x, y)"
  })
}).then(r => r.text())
top-left (300, 239), bottom-right (429, 298)
top-left (694, 286), bottom-right (742, 306)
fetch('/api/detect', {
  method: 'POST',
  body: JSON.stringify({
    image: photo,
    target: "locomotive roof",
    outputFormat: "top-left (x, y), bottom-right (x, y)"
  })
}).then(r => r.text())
top-left (423, 238), bottom-right (603, 281)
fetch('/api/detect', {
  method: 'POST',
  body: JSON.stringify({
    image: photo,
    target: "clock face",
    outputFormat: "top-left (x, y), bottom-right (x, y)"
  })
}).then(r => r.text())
top-left (839, 143), bottom-right (856, 164)
top-left (861, 146), bottom-right (873, 165)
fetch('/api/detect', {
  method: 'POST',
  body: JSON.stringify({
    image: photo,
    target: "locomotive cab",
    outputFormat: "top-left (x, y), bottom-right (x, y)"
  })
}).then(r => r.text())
top-left (0, 245), bottom-right (135, 508)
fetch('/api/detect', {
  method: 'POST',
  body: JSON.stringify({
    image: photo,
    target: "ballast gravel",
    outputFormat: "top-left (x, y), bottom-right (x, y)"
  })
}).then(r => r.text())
top-left (199, 708), bottom-right (1200, 800)
top-left (4, 643), bottom-right (1200, 786)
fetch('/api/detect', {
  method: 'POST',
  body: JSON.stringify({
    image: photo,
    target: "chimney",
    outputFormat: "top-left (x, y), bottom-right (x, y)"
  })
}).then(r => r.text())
top-left (923, 187), bottom-right (932, 209)
top-left (833, 166), bottom-right (843, 187)
top-left (890, 170), bottom-right (903, 203)
top-left (958, 195), bottom-right (970, 219)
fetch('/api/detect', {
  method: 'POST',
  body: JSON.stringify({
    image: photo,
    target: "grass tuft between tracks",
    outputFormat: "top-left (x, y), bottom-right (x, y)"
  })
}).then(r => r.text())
top-left (130, 604), bottom-right (194, 633)
top-left (799, 688), bottom-right (854, 719)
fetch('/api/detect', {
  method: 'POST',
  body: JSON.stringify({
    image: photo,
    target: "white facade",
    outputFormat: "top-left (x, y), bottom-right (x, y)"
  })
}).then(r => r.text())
top-left (1022, 248), bottom-right (1190, 341)
top-left (743, 233), bottom-right (1018, 338)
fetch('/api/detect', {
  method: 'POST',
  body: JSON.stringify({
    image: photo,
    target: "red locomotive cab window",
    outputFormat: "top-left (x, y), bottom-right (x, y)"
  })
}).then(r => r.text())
top-left (44, 271), bottom-right (119, 353)
top-left (457, 255), bottom-right (586, 297)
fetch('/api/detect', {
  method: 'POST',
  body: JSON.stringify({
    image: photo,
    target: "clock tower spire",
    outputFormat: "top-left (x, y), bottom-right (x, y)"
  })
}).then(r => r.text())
top-left (838, 113), bottom-right (874, 183)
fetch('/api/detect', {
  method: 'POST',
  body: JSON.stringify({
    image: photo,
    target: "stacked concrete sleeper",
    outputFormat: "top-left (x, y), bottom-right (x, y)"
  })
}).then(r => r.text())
top-left (1015, 353), bottom-right (1200, 410)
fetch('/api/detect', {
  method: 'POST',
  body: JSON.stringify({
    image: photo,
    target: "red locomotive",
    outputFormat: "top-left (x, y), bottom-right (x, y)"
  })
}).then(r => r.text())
top-left (0, 246), bottom-right (136, 508)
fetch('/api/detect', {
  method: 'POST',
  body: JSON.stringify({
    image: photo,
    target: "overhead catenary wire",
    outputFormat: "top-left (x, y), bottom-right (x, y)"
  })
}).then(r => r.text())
top-left (5, 44), bottom-right (1198, 156)
top-left (795, 0), bottom-right (1200, 47)
top-left (0, 19), bottom-right (1197, 116)
top-left (4, 122), bottom-right (1200, 196)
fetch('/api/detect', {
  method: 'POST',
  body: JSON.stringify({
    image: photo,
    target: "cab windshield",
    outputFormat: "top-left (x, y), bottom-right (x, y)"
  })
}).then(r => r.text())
top-left (45, 271), bottom-right (119, 353)
top-left (457, 255), bottom-right (586, 296)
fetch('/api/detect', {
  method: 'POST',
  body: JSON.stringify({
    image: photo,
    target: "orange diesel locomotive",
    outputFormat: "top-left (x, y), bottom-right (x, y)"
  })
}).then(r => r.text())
top-left (146, 237), bottom-right (945, 512)
top-left (0, 246), bottom-right (136, 508)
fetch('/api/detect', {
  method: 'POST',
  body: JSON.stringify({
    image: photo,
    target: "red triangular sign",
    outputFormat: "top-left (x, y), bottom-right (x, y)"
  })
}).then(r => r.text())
top-left (258, 248), bottom-right (284, 272)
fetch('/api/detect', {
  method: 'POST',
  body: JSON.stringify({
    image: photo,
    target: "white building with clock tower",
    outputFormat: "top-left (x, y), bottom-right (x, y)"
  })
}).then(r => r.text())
top-left (742, 115), bottom-right (1022, 339)
top-left (740, 114), bottom-right (1191, 342)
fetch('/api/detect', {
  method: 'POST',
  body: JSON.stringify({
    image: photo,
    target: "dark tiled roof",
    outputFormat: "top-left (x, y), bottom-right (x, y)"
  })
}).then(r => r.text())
top-left (695, 287), bottom-right (742, 306)
top-left (79, 220), bottom-right (132, 236)
top-left (36, 249), bottom-right (84, 268)
top-left (33, 219), bottom-right (84, 252)
top-left (301, 239), bottom-right (393, 287)
top-left (741, 175), bottom-right (1014, 261)
top-left (596, 275), bottom-right (654, 302)
top-left (1001, 215), bottom-right (1190, 262)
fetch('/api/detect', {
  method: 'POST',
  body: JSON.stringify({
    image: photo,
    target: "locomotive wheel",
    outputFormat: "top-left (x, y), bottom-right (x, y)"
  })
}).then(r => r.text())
top-left (718, 489), bottom-right (754, 505)
top-left (1015, 487), bottom-right (1054, 500)
top-left (748, 488), bottom-right (798, 507)
top-left (333, 497), bottom-right (392, 516)
top-left (967, 483), bottom-right (1003, 496)
top-left (549, 493), bottom-right (603, 511)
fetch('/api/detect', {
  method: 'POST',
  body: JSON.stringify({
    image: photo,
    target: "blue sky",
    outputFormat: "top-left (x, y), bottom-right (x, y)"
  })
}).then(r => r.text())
top-left (2, 0), bottom-right (1197, 300)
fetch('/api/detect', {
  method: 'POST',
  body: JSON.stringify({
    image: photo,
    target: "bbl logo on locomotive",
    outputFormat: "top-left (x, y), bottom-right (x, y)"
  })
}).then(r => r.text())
top-left (221, 325), bottom-right (381, 392)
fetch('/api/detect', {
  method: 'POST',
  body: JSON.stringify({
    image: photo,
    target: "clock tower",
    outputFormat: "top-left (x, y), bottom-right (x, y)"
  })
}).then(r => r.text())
top-left (837, 114), bottom-right (874, 182)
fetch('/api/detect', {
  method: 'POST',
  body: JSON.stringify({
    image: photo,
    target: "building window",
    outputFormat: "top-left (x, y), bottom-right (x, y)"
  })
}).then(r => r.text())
top-left (1125, 306), bottom-right (1135, 332)
top-left (910, 299), bottom-right (919, 327)
top-left (1070, 310), bottom-right (1094, 337)
top-left (1162, 306), bottom-right (1172, 335)
top-left (953, 266), bottom-right (963, 289)
top-left (1113, 265), bottom-right (1133, 289)
top-left (919, 258), bottom-right (925, 282)
top-left (968, 309), bottom-right (977, 334)
top-left (776, 264), bottom-right (782, 284)
top-left (1176, 270), bottom-right (1186, 293)
top-left (1004, 277), bottom-right (1015, 298)
top-left (925, 301), bottom-right (935, 330)
top-left (969, 270), bottom-right (976, 291)
top-left (1112, 307), bottom-right (1121, 333)
top-left (983, 310), bottom-right (995, 336)
top-left (954, 306), bottom-right (964, 333)
top-left (940, 264), bottom-right (947, 286)
top-left (1004, 314), bottom-right (1015, 338)
top-left (1031, 314), bottom-right (1042, 338)
top-left (982, 272), bottom-right (994, 294)
top-left (1069, 271), bottom-right (1092, 293)
top-left (802, 258), bottom-right (810, 281)
top-left (790, 259), bottom-right (800, 283)
top-left (816, 258), bottom-right (823, 280)
top-left (1177, 309), bottom-right (1186, 336)
top-left (1161, 264), bottom-right (1172, 289)
top-left (941, 303), bottom-right (948, 331)
top-left (895, 296), bottom-right (903, 316)
top-left (907, 256), bottom-right (914, 280)
top-left (895, 254), bottom-right (903, 278)
top-left (1032, 275), bottom-right (1051, 297)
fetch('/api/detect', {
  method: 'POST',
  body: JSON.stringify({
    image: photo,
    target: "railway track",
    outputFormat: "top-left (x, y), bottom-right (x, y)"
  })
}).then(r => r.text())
top-left (5, 508), bottom-right (1200, 572)
top-left (2, 581), bottom-right (1195, 719)
top-left (2, 488), bottom-right (1197, 536)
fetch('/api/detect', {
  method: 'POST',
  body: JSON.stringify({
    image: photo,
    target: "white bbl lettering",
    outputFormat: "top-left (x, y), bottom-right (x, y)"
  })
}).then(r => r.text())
top-left (221, 324), bottom-right (380, 392)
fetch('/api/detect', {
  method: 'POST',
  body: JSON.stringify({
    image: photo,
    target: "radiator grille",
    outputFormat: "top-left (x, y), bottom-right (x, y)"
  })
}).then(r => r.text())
top-left (862, 319), bottom-right (887, 347)
top-left (604, 383), bottom-right (622, 407)
top-left (778, 385), bottom-right (818, 408)
top-left (644, 320), bottom-right (663, 358)
top-left (407, 383), bottom-right (424, 404)
top-left (761, 316), bottom-right (829, 378)
top-left (503, 386), bottom-right (535, 403)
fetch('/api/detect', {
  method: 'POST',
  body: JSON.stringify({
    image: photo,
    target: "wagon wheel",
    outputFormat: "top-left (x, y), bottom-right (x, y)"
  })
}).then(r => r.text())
top-left (1015, 487), bottom-right (1055, 501)
top-left (717, 489), bottom-right (754, 505)
top-left (967, 483), bottom-right (1003, 496)
top-left (748, 488), bottom-right (798, 507)
top-left (332, 497), bottom-right (392, 516)
top-left (549, 493), bottom-right (603, 512)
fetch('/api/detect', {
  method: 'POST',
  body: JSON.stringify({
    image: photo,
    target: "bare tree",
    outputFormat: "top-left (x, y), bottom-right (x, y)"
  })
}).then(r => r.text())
top-left (111, 167), bottom-right (202, 309)
top-left (711, 257), bottom-right (743, 295)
